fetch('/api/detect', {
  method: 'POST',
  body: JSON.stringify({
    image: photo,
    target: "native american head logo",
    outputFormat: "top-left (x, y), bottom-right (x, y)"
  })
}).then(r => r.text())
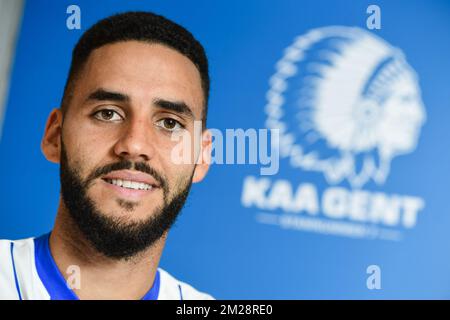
top-left (265, 26), bottom-right (426, 188)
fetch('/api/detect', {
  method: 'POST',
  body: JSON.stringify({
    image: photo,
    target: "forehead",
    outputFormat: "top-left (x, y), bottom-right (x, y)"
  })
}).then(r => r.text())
top-left (74, 41), bottom-right (204, 112)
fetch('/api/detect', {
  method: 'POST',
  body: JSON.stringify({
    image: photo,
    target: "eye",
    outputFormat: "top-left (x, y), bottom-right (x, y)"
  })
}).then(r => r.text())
top-left (93, 109), bottom-right (124, 122)
top-left (156, 118), bottom-right (185, 131)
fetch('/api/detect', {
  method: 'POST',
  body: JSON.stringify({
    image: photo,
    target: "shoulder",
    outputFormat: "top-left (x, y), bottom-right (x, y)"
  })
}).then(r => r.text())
top-left (0, 237), bottom-right (35, 299)
top-left (0, 237), bottom-right (34, 249)
top-left (0, 237), bottom-right (35, 263)
top-left (0, 237), bottom-right (35, 271)
top-left (157, 267), bottom-right (215, 300)
top-left (0, 238), bottom-right (14, 280)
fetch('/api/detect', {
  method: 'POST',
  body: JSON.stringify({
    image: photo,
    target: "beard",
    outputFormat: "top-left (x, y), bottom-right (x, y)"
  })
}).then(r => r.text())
top-left (59, 141), bottom-right (193, 260)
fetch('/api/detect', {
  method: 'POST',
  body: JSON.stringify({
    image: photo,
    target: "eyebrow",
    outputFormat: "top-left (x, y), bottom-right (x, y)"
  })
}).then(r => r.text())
top-left (153, 98), bottom-right (195, 120)
top-left (85, 88), bottom-right (195, 119)
top-left (86, 88), bottom-right (130, 103)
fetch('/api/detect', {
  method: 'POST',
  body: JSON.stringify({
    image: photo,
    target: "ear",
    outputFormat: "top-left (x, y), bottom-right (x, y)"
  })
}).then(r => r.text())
top-left (192, 129), bottom-right (212, 183)
top-left (41, 108), bottom-right (63, 164)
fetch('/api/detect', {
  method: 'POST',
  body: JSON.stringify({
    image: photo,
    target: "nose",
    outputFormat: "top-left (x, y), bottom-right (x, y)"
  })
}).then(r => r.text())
top-left (113, 117), bottom-right (155, 162)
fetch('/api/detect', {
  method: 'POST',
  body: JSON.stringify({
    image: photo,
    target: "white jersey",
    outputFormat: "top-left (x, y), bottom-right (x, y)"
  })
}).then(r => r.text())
top-left (0, 233), bottom-right (214, 300)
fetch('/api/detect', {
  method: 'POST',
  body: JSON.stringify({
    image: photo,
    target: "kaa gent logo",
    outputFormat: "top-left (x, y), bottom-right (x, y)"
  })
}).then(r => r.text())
top-left (242, 26), bottom-right (426, 241)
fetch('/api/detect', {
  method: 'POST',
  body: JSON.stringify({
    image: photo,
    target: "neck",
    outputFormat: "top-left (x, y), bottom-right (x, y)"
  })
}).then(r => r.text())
top-left (49, 196), bottom-right (166, 300)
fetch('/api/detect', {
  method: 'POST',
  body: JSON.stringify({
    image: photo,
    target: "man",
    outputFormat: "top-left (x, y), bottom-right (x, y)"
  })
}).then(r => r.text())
top-left (0, 11), bottom-right (213, 300)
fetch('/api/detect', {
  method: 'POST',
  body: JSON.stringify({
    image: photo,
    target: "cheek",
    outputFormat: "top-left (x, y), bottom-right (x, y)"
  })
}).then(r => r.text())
top-left (166, 130), bottom-right (202, 166)
top-left (159, 147), bottom-right (194, 187)
top-left (62, 124), bottom-right (112, 178)
top-left (168, 166), bottom-right (194, 200)
top-left (161, 155), bottom-right (195, 186)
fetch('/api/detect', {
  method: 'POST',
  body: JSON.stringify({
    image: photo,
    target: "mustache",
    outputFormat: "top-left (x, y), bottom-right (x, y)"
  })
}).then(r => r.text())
top-left (85, 160), bottom-right (167, 191)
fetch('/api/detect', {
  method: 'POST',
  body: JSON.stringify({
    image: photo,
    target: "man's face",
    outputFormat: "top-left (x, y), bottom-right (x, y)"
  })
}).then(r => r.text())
top-left (43, 41), bottom-right (210, 258)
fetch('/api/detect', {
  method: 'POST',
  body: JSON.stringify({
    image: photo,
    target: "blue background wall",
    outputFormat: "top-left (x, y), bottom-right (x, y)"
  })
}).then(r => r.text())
top-left (1, 0), bottom-right (450, 299)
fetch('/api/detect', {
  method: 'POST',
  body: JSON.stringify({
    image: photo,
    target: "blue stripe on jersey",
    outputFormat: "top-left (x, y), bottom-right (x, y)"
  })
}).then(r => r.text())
top-left (34, 233), bottom-right (78, 300)
top-left (34, 232), bottom-right (160, 300)
top-left (178, 284), bottom-right (183, 301)
top-left (10, 242), bottom-right (23, 300)
top-left (141, 268), bottom-right (160, 300)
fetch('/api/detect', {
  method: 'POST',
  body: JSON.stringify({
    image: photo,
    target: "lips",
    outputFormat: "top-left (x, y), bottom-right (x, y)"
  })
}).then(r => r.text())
top-left (100, 170), bottom-right (160, 198)
top-left (104, 178), bottom-right (153, 190)
top-left (101, 170), bottom-right (160, 187)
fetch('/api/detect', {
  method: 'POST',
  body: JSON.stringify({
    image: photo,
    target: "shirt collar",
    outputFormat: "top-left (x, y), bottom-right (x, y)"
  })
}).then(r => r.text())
top-left (34, 232), bottom-right (160, 300)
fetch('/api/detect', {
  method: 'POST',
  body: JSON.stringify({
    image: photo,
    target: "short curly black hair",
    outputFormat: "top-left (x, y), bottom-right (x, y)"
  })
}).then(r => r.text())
top-left (60, 11), bottom-right (210, 126)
